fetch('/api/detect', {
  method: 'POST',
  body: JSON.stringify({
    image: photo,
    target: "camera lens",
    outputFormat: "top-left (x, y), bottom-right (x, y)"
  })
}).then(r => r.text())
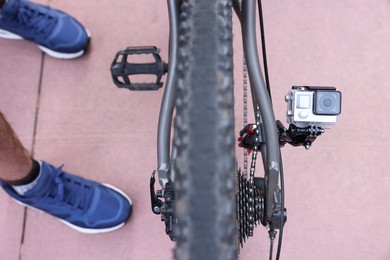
top-left (320, 96), bottom-right (335, 110)
top-left (314, 90), bottom-right (341, 115)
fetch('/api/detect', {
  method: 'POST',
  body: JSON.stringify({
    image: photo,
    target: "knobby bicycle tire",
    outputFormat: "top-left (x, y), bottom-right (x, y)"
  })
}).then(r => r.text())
top-left (173, 0), bottom-right (237, 259)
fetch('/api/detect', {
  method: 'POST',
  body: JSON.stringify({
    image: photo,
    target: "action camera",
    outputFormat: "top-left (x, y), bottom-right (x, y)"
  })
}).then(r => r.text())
top-left (285, 86), bottom-right (342, 128)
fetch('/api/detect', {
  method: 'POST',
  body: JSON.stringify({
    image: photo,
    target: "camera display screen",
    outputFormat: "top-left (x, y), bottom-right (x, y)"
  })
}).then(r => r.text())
top-left (297, 94), bottom-right (311, 109)
top-left (314, 91), bottom-right (341, 115)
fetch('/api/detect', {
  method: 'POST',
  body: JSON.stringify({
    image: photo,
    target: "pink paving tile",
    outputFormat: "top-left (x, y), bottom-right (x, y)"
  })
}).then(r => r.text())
top-left (6, 0), bottom-right (390, 260)
top-left (0, 38), bottom-right (42, 259)
top-left (21, 1), bottom-right (174, 259)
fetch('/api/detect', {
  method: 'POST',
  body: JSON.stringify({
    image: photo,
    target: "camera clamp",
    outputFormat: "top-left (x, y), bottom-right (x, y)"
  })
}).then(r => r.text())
top-left (277, 120), bottom-right (324, 149)
top-left (238, 121), bottom-right (325, 151)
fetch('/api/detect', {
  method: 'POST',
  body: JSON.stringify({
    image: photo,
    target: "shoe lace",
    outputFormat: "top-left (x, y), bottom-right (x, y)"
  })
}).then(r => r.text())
top-left (46, 165), bottom-right (94, 212)
top-left (16, 1), bottom-right (56, 36)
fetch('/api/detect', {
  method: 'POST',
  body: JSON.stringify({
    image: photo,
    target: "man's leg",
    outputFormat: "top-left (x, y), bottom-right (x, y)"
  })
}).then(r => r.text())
top-left (0, 112), bottom-right (33, 183)
top-left (0, 112), bottom-right (132, 233)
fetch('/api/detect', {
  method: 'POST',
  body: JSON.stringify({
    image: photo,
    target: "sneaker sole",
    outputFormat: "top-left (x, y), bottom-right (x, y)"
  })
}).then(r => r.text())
top-left (0, 28), bottom-right (91, 59)
top-left (12, 183), bottom-right (132, 234)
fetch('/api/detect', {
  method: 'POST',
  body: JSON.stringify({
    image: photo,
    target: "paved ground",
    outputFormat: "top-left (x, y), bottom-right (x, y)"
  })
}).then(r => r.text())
top-left (0, 0), bottom-right (389, 259)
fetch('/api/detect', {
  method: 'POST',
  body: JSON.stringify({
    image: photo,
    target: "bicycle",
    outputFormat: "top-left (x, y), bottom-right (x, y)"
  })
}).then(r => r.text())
top-left (110, 0), bottom-right (341, 259)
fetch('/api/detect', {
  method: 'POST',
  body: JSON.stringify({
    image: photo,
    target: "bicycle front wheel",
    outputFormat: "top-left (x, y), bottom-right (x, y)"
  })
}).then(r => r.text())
top-left (173, 0), bottom-right (237, 259)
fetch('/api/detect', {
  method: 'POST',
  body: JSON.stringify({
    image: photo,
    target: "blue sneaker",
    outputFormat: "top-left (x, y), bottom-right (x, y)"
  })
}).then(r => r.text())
top-left (0, 0), bottom-right (90, 59)
top-left (0, 161), bottom-right (132, 234)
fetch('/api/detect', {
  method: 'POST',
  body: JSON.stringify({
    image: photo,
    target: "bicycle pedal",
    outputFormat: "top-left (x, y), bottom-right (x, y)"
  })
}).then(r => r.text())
top-left (110, 46), bottom-right (167, 91)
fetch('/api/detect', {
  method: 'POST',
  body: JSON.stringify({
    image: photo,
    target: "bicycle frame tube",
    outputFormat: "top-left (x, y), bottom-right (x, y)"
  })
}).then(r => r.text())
top-left (157, 0), bottom-right (179, 189)
top-left (235, 1), bottom-right (263, 125)
top-left (241, 0), bottom-right (281, 222)
top-left (233, 0), bottom-right (242, 22)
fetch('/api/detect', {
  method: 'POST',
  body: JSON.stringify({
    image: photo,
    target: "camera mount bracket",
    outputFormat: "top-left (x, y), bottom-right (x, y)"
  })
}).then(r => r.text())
top-left (238, 121), bottom-right (325, 150)
top-left (277, 120), bottom-right (324, 149)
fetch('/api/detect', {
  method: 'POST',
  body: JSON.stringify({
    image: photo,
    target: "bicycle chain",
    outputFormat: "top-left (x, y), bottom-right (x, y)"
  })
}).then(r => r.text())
top-left (237, 57), bottom-right (264, 248)
top-left (243, 57), bottom-right (249, 176)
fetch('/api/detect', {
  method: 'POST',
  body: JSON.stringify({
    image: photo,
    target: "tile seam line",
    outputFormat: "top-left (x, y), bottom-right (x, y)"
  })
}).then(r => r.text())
top-left (18, 52), bottom-right (46, 260)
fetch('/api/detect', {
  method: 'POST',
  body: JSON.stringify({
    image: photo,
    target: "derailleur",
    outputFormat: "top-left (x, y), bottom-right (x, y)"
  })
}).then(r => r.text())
top-left (237, 123), bottom-right (264, 153)
top-left (150, 171), bottom-right (176, 241)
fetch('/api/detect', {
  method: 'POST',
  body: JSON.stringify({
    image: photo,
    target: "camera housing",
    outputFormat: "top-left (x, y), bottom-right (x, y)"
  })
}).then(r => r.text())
top-left (285, 86), bottom-right (341, 128)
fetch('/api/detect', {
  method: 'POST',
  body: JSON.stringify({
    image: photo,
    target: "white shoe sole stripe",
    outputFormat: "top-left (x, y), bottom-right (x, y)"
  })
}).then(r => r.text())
top-left (0, 28), bottom-right (91, 59)
top-left (0, 29), bottom-right (23, 39)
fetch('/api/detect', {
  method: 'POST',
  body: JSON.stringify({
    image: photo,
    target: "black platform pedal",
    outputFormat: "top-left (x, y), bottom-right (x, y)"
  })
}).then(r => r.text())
top-left (111, 46), bottom-right (167, 91)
